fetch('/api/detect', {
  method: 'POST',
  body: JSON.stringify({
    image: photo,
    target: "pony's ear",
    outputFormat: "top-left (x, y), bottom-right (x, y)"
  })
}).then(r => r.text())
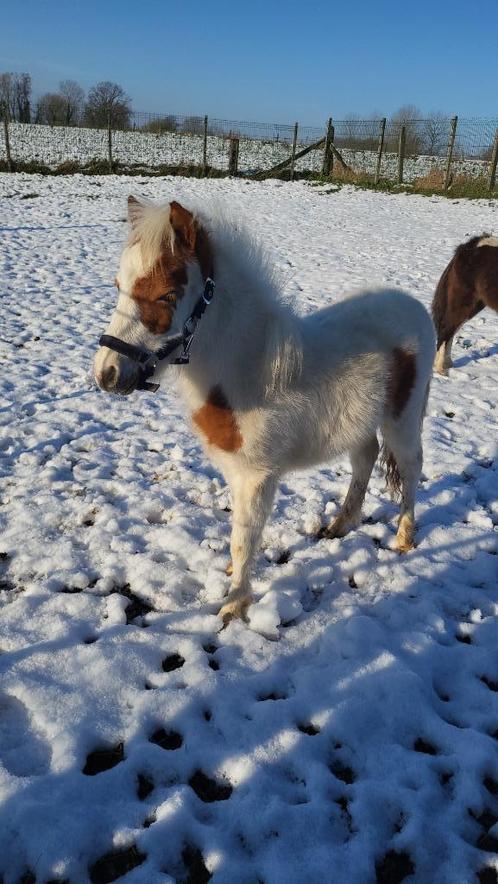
top-left (127, 195), bottom-right (145, 228)
top-left (169, 200), bottom-right (196, 252)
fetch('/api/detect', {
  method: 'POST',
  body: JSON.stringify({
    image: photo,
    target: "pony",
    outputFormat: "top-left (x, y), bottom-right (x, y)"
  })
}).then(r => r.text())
top-left (433, 234), bottom-right (498, 375)
top-left (94, 197), bottom-right (435, 622)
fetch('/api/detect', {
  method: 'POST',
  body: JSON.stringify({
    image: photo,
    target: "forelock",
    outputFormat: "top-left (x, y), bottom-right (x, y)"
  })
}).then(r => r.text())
top-left (127, 203), bottom-right (176, 272)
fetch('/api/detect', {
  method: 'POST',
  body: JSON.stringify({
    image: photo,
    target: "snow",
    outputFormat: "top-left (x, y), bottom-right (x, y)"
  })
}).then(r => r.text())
top-left (1, 173), bottom-right (498, 883)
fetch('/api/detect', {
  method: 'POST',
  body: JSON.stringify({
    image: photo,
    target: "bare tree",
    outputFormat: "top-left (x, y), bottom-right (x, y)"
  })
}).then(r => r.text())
top-left (422, 111), bottom-right (449, 156)
top-left (0, 72), bottom-right (32, 121)
top-left (181, 115), bottom-right (205, 135)
top-left (390, 105), bottom-right (423, 154)
top-left (143, 114), bottom-right (178, 134)
top-left (60, 80), bottom-right (85, 125)
top-left (36, 92), bottom-right (68, 125)
top-left (84, 81), bottom-right (131, 129)
top-left (15, 73), bottom-right (31, 122)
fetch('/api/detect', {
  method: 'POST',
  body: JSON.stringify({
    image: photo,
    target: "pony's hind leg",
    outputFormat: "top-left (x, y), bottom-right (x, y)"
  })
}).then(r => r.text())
top-left (220, 471), bottom-right (277, 623)
top-left (323, 436), bottom-right (379, 539)
top-left (381, 423), bottom-right (423, 553)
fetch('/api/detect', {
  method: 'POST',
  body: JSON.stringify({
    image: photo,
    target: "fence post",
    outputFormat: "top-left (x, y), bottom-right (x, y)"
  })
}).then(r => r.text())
top-left (228, 136), bottom-right (239, 176)
top-left (107, 113), bottom-right (113, 173)
top-left (444, 115), bottom-right (458, 191)
top-left (202, 115), bottom-right (208, 176)
top-left (322, 117), bottom-right (333, 177)
top-left (290, 122), bottom-right (298, 181)
top-left (397, 126), bottom-right (406, 184)
top-left (487, 128), bottom-right (498, 193)
top-left (375, 117), bottom-right (386, 185)
top-left (1, 107), bottom-right (13, 172)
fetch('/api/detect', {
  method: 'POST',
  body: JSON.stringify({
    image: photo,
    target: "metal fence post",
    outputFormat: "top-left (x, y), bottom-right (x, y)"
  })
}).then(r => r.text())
top-left (397, 126), bottom-right (406, 184)
top-left (322, 117), bottom-right (333, 177)
top-left (202, 115), bottom-right (208, 175)
top-left (107, 113), bottom-right (113, 172)
top-left (290, 122), bottom-right (298, 181)
top-left (375, 118), bottom-right (386, 184)
top-left (444, 115), bottom-right (458, 191)
top-left (2, 108), bottom-right (13, 172)
top-left (487, 128), bottom-right (498, 193)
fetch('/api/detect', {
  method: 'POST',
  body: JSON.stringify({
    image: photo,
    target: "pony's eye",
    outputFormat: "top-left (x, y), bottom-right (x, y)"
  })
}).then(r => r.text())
top-left (157, 292), bottom-right (176, 303)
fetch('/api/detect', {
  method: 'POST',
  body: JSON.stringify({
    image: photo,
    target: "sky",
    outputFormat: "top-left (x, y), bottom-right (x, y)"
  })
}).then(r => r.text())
top-left (1, 0), bottom-right (497, 125)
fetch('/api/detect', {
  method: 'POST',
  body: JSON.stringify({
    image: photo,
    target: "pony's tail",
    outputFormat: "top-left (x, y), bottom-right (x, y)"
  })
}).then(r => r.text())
top-left (380, 445), bottom-right (402, 501)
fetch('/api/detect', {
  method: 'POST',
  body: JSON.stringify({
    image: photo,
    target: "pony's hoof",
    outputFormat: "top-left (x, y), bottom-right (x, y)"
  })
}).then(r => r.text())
top-left (394, 538), bottom-right (414, 554)
top-left (225, 560), bottom-right (233, 576)
top-left (219, 597), bottom-right (249, 625)
top-left (317, 520), bottom-right (351, 540)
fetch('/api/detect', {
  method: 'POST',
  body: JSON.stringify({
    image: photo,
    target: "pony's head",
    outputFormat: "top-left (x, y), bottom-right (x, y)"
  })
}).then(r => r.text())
top-left (94, 196), bottom-right (213, 394)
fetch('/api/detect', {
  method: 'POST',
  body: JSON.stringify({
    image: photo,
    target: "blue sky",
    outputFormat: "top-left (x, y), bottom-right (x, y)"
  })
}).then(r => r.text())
top-left (2, 0), bottom-right (497, 123)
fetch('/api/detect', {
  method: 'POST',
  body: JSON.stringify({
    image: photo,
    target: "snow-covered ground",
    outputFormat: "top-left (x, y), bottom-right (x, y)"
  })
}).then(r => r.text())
top-left (1, 122), bottom-right (491, 181)
top-left (1, 174), bottom-right (498, 884)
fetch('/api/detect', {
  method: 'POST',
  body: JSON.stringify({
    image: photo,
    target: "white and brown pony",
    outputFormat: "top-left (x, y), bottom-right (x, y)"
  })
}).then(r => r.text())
top-left (94, 197), bottom-right (435, 622)
top-left (433, 234), bottom-right (498, 374)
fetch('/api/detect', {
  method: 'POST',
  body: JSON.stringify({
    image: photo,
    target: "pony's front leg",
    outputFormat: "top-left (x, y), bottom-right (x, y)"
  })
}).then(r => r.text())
top-left (220, 471), bottom-right (277, 624)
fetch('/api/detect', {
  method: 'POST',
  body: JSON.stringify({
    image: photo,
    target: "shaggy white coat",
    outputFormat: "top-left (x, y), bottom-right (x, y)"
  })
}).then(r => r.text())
top-left (95, 200), bottom-right (436, 621)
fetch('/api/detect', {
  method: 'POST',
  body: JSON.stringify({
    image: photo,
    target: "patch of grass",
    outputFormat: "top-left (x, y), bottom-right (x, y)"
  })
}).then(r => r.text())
top-left (309, 167), bottom-right (497, 199)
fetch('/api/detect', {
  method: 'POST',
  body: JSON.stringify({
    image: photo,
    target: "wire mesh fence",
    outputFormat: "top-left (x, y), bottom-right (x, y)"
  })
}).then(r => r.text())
top-left (0, 110), bottom-right (497, 190)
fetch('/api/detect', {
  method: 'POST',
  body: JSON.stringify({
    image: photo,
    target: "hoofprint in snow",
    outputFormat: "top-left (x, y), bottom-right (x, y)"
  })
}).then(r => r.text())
top-left (0, 174), bottom-right (497, 883)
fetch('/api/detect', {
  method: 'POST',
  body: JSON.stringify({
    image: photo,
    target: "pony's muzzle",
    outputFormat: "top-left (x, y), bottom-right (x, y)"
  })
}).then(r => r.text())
top-left (94, 347), bottom-right (139, 395)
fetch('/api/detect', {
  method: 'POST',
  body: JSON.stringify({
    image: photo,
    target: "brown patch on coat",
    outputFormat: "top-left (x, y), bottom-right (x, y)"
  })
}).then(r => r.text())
top-left (388, 348), bottom-right (416, 418)
top-left (193, 386), bottom-right (243, 452)
top-left (432, 234), bottom-right (498, 349)
top-left (132, 251), bottom-right (188, 334)
top-left (130, 201), bottom-right (214, 335)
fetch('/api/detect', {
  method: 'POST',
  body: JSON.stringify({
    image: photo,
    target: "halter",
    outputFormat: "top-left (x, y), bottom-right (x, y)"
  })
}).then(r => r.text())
top-left (99, 277), bottom-right (215, 392)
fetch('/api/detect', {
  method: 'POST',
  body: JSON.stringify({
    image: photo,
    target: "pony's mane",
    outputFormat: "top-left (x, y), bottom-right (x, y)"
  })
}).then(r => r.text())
top-left (128, 198), bottom-right (303, 394)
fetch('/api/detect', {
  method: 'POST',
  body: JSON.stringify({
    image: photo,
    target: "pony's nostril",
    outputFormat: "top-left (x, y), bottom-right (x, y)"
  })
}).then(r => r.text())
top-left (101, 365), bottom-right (118, 390)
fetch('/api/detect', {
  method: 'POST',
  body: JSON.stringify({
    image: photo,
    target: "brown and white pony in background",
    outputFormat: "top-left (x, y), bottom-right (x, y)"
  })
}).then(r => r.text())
top-left (94, 197), bottom-right (435, 622)
top-left (433, 234), bottom-right (498, 374)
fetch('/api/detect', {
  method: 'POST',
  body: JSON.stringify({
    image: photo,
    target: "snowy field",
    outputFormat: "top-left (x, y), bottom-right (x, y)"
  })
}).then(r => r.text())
top-left (1, 122), bottom-right (490, 181)
top-left (1, 173), bottom-right (498, 884)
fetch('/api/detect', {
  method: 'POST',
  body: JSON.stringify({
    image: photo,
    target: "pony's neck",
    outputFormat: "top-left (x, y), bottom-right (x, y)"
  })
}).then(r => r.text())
top-left (178, 225), bottom-right (302, 402)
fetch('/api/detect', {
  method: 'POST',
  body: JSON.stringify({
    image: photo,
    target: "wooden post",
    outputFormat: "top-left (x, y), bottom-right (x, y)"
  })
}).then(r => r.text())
top-left (444, 115), bottom-right (458, 191)
top-left (322, 117), bottom-right (333, 177)
top-left (3, 114), bottom-right (13, 172)
top-left (202, 115), bottom-right (208, 175)
top-left (375, 117), bottom-right (386, 185)
top-left (107, 113), bottom-right (113, 172)
top-left (487, 128), bottom-right (498, 193)
top-left (228, 136), bottom-right (239, 176)
top-left (397, 126), bottom-right (406, 184)
top-left (289, 122), bottom-right (298, 181)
